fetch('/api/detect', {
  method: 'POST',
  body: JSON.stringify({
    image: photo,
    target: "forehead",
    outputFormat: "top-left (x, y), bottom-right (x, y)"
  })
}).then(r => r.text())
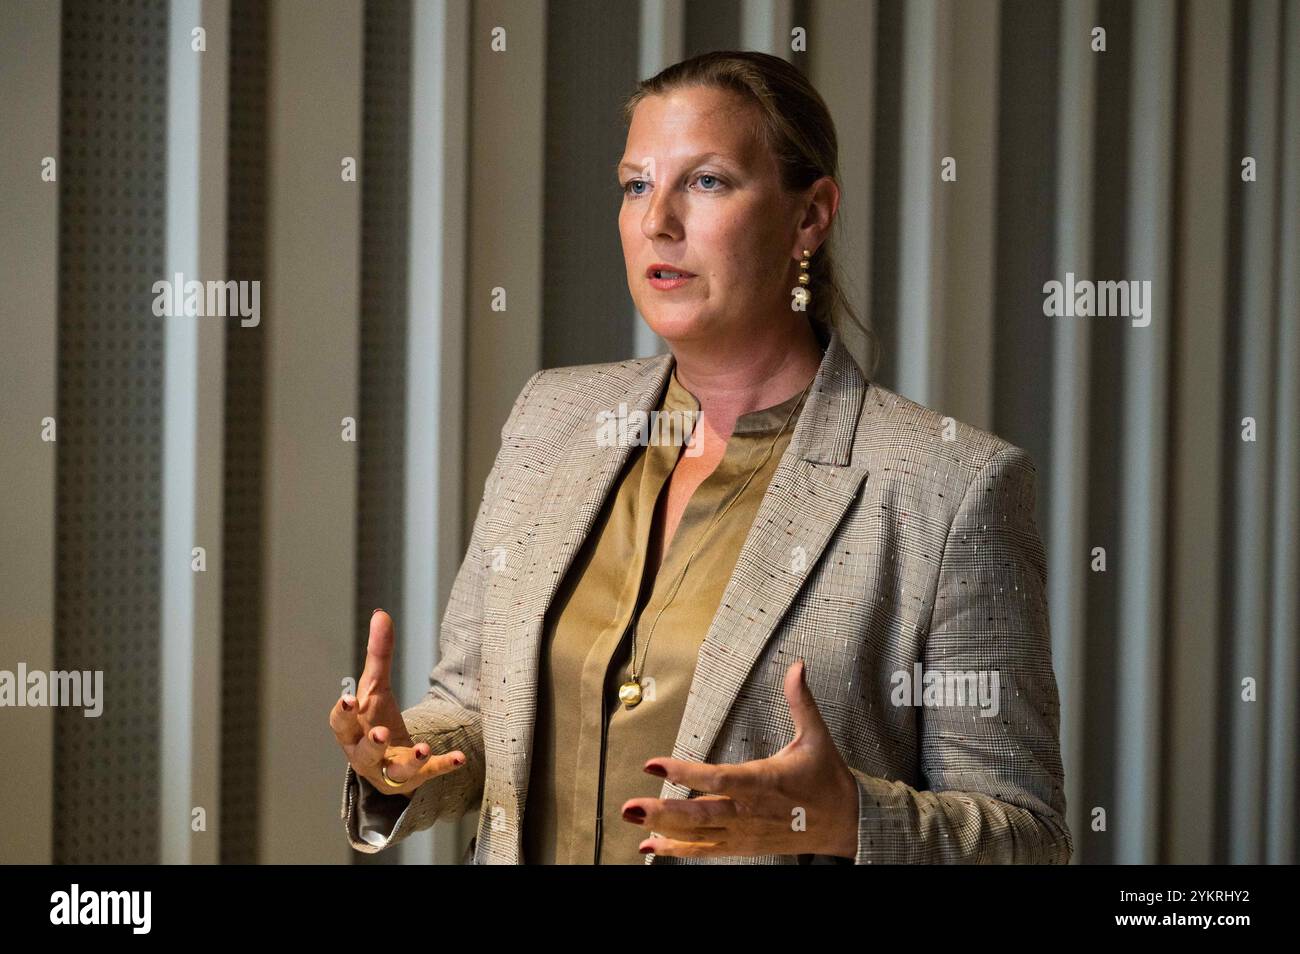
top-left (621, 86), bottom-right (764, 169)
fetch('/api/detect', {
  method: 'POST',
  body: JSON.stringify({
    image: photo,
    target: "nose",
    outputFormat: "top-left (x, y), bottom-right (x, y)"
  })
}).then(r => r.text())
top-left (640, 186), bottom-right (683, 243)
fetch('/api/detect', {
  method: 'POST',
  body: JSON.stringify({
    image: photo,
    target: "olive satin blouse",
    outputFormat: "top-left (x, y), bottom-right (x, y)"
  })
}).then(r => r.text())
top-left (525, 368), bottom-right (808, 864)
top-left (354, 366), bottom-right (810, 862)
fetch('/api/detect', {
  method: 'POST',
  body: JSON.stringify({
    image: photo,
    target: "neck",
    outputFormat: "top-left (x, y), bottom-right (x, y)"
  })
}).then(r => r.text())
top-left (668, 317), bottom-right (824, 439)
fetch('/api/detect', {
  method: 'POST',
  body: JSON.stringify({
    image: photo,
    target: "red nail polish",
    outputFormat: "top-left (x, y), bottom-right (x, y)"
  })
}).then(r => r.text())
top-left (639, 845), bottom-right (653, 854)
top-left (623, 806), bottom-right (645, 822)
top-left (644, 764), bottom-right (667, 778)
top-left (452, 756), bottom-right (465, 766)
top-left (372, 608), bottom-right (382, 616)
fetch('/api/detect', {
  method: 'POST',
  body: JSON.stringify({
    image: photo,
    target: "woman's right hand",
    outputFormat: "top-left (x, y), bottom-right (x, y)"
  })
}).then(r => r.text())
top-left (329, 609), bottom-right (467, 798)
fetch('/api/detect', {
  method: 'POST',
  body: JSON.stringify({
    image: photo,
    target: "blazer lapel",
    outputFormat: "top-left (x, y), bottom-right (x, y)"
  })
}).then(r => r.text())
top-left (505, 353), bottom-right (674, 836)
top-left (657, 330), bottom-right (870, 804)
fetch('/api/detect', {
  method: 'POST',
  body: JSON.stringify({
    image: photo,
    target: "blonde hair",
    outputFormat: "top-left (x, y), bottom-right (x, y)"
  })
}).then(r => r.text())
top-left (620, 50), bottom-right (880, 377)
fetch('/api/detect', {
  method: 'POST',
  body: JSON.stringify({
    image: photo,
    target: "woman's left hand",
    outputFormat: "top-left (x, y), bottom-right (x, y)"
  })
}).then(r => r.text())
top-left (621, 659), bottom-right (860, 860)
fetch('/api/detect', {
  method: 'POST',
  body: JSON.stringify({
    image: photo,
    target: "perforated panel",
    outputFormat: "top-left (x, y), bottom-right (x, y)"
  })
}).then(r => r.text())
top-left (543, 0), bottom-right (639, 367)
top-left (54, 0), bottom-right (169, 864)
top-left (354, 0), bottom-right (413, 865)
top-left (221, 0), bottom-right (268, 865)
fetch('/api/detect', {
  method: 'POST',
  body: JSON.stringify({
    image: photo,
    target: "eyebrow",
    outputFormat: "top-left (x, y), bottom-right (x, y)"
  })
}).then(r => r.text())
top-left (614, 152), bottom-right (736, 179)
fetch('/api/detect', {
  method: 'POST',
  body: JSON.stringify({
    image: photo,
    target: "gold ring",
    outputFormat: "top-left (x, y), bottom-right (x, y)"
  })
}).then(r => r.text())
top-left (380, 762), bottom-right (404, 788)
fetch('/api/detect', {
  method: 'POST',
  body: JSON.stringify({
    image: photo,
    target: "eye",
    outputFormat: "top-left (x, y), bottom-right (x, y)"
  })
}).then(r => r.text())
top-left (621, 173), bottom-right (725, 198)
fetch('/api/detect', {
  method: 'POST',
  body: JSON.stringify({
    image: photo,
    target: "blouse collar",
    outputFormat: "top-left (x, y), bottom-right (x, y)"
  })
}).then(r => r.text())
top-left (661, 361), bottom-right (817, 436)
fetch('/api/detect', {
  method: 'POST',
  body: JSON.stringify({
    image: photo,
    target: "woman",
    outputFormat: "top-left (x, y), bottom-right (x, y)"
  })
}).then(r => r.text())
top-left (328, 51), bottom-right (1071, 865)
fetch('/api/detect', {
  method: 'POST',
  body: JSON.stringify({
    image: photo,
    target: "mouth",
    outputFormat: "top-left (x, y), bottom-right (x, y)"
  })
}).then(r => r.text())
top-left (646, 264), bottom-right (697, 280)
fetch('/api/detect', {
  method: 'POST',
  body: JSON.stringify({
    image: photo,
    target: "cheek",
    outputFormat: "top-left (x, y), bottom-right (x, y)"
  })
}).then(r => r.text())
top-left (701, 216), bottom-right (771, 284)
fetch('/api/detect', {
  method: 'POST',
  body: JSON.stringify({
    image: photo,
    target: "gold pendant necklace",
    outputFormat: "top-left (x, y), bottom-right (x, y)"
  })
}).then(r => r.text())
top-left (619, 376), bottom-right (812, 709)
top-left (617, 680), bottom-right (644, 707)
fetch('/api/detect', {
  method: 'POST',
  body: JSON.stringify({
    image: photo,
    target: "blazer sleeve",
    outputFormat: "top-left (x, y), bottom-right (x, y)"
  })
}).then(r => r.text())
top-left (341, 370), bottom-right (544, 853)
top-left (848, 443), bottom-right (1073, 864)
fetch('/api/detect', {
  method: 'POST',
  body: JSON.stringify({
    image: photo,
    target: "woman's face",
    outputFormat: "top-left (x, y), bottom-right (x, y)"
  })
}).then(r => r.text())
top-left (617, 86), bottom-right (804, 345)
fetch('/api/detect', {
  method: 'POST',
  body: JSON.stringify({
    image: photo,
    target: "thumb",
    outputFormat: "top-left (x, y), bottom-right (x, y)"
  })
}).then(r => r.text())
top-left (783, 658), bottom-right (829, 746)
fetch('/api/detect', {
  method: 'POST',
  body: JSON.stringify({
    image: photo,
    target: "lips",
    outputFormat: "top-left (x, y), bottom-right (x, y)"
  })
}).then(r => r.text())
top-left (646, 264), bottom-right (696, 279)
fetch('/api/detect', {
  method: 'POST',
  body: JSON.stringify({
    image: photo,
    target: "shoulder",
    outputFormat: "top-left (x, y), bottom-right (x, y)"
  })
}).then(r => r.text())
top-left (854, 380), bottom-right (1039, 510)
top-left (499, 353), bottom-right (671, 440)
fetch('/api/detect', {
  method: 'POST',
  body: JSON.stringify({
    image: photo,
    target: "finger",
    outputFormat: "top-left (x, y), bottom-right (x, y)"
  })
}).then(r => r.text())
top-left (351, 723), bottom-right (390, 775)
top-left (625, 795), bottom-right (736, 839)
top-left (783, 658), bottom-right (830, 743)
top-left (360, 609), bottom-right (395, 695)
top-left (644, 757), bottom-right (758, 798)
top-left (373, 741), bottom-right (432, 787)
top-left (413, 748), bottom-right (467, 783)
top-left (329, 694), bottom-right (363, 748)
top-left (376, 746), bottom-right (467, 795)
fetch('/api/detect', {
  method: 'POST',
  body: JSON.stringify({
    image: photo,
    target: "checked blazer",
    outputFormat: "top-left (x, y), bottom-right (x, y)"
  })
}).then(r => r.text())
top-left (340, 327), bottom-right (1073, 865)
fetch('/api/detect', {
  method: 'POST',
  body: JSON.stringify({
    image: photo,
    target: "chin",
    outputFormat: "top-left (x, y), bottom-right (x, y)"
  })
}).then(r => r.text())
top-left (637, 307), bottom-right (715, 343)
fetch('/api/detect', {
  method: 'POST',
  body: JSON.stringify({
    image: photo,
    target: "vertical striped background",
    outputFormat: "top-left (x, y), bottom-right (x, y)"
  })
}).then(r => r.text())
top-left (0, 0), bottom-right (1295, 865)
